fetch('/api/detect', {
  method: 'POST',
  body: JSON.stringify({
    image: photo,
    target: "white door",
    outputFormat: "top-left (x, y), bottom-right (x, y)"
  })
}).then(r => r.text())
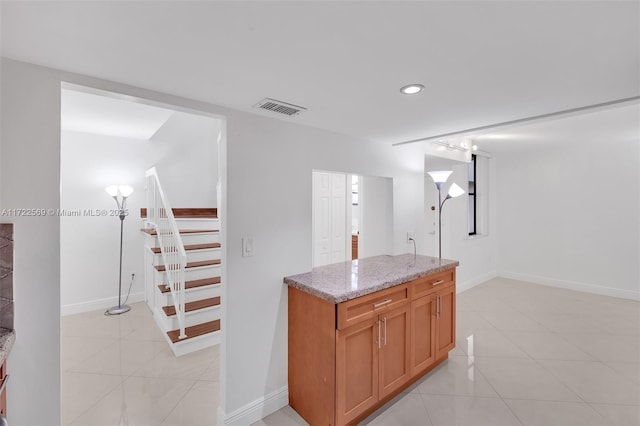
top-left (313, 171), bottom-right (347, 267)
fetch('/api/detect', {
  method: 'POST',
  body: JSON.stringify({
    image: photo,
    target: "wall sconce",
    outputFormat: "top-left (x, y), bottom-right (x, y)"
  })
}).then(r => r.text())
top-left (427, 171), bottom-right (465, 259)
top-left (104, 184), bottom-right (134, 315)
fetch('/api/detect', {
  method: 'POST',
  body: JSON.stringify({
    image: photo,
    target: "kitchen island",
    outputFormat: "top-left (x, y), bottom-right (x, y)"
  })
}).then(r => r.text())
top-left (284, 254), bottom-right (459, 425)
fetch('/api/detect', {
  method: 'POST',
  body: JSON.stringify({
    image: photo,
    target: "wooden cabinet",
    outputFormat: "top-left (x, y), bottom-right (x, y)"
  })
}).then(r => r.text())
top-left (351, 234), bottom-right (358, 259)
top-left (410, 295), bottom-right (436, 374)
top-left (410, 281), bottom-right (456, 375)
top-left (378, 304), bottom-right (411, 399)
top-left (336, 317), bottom-right (378, 424)
top-left (336, 303), bottom-right (411, 424)
top-left (289, 267), bottom-right (456, 426)
top-left (435, 283), bottom-right (456, 360)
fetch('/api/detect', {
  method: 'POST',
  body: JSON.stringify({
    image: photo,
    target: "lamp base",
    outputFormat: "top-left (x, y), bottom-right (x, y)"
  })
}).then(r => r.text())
top-left (105, 305), bottom-right (131, 316)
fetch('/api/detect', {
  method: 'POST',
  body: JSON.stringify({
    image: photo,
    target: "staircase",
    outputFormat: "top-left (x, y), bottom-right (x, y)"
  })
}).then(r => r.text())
top-left (141, 169), bottom-right (222, 357)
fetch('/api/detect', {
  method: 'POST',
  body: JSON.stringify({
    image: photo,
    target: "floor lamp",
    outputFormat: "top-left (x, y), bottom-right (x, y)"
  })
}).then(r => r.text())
top-left (105, 184), bottom-right (134, 316)
top-left (427, 171), bottom-right (465, 259)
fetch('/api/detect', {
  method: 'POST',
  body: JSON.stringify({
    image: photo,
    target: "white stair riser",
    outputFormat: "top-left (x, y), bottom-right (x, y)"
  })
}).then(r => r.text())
top-left (154, 264), bottom-right (220, 283)
top-left (156, 283), bottom-right (222, 307)
top-left (150, 248), bottom-right (221, 263)
top-left (158, 305), bottom-right (221, 330)
top-left (185, 249), bottom-right (221, 262)
top-left (142, 217), bottom-right (218, 229)
top-left (173, 218), bottom-right (219, 231)
top-left (145, 232), bottom-right (220, 247)
top-left (169, 331), bottom-right (221, 357)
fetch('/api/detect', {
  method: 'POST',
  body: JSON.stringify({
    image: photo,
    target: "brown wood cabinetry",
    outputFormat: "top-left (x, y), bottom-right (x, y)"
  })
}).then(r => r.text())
top-left (335, 302), bottom-right (411, 425)
top-left (336, 317), bottom-right (378, 424)
top-left (289, 267), bottom-right (456, 425)
top-left (351, 234), bottom-right (358, 259)
top-left (410, 277), bottom-right (456, 375)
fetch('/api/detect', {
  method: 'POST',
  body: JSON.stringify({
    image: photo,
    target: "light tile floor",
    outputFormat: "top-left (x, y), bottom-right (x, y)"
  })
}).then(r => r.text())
top-left (257, 277), bottom-right (640, 426)
top-left (61, 302), bottom-right (219, 425)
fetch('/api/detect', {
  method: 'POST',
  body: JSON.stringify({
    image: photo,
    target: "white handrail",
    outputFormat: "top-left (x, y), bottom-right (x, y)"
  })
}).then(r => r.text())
top-left (145, 167), bottom-right (188, 339)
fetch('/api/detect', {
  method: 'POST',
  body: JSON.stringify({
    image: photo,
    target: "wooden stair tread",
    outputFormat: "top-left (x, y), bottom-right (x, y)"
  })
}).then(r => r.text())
top-left (140, 207), bottom-right (217, 219)
top-left (158, 277), bottom-right (221, 293)
top-left (150, 243), bottom-right (221, 254)
top-left (162, 297), bottom-right (221, 317)
top-left (141, 228), bottom-right (219, 236)
top-left (155, 259), bottom-right (220, 272)
top-left (167, 320), bottom-right (220, 344)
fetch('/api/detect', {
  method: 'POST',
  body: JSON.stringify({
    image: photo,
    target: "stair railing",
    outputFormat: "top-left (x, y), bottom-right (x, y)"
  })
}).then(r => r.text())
top-left (145, 167), bottom-right (187, 339)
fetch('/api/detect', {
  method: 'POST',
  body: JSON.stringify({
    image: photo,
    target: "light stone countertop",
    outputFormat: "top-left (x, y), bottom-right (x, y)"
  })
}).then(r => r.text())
top-left (0, 329), bottom-right (15, 364)
top-left (284, 254), bottom-right (459, 304)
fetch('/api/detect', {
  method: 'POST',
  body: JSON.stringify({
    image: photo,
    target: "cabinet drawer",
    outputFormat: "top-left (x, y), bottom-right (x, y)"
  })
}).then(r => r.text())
top-left (412, 269), bottom-right (455, 300)
top-left (337, 284), bottom-right (409, 330)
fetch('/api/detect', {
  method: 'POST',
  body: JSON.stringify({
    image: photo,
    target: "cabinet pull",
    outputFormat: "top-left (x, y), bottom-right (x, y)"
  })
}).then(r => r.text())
top-left (377, 320), bottom-right (381, 349)
top-left (432, 279), bottom-right (445, 286)
top-left (383, 317), bottom-right (387, 346)
top-left (0, 374), bottom-right (9, 394)
top-left (437, 296), bottom-right (441, 317)
top-left (373, 299), bottom-right (392, 308)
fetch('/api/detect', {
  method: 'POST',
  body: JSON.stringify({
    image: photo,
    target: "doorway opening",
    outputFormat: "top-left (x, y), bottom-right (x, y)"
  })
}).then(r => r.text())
top-left (59, 83), bottom-right (224, 425)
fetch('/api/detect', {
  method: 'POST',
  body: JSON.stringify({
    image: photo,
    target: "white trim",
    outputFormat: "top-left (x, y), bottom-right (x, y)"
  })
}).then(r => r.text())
top-left (457, 271), bottom-right (497, 294)
top-left (223, 386), bottom-right (289, 425)
top-left (61, 291), bottom-right (145, 316)
top-left (498, 270), bottom-right (640, 301)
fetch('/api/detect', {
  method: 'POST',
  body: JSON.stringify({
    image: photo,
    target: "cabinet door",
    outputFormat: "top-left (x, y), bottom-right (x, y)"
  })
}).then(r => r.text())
top-left (435, 284), bottom-right (456, 360)
top-left (411, 295), bottom-right (436, 375)
top-left (379, 304), bottom-right (411, 399)
top-left (336, 318), bottom-right (379, 425)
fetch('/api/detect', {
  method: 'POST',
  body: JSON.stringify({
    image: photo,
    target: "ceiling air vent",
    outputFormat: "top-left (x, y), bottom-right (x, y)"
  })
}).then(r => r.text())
top-left (253, 98), bottom-right (306, 116)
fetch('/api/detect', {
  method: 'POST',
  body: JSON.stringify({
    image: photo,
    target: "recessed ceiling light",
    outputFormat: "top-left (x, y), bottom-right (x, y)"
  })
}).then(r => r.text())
top-left (400, 84), bottom-right (424, 95)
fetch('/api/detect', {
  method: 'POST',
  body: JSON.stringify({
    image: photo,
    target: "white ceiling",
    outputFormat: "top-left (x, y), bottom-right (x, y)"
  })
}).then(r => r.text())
top-left (477, 102), bottom-right (640, 153)
top-left (2, 1), bottom-right (639, 145)
top-left (61, 89), bottom-right (175, 140)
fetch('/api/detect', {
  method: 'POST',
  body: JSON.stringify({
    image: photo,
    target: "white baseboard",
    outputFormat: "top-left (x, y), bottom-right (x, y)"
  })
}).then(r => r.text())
top-left (498, 270), bottom-right (640, 301)
top-left (61, 292), bottom-right (146, 316)
top-left (223, 385), bottom-right (289, 425)
top-left (457, 271), bottom-right (498, 294)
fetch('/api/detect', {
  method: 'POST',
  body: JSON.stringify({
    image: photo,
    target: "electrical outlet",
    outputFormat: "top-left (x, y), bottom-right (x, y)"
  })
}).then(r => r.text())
top-left (407, 232), bottom-right (415, 243)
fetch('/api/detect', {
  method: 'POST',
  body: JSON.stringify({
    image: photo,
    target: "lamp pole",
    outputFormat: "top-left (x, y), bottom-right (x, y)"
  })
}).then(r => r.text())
top-left (117, 208), bottom-right (126, 311)
top-left (428, 171), bottom-right (465, 261)
top-left (105, 185), bottom-right (133, 316)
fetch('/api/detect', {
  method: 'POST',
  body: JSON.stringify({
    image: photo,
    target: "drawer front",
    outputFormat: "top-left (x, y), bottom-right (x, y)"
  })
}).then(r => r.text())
top-left (337, 284), bottom-right (409, 330)
top-left (412, 269), bottom-right (455, 300)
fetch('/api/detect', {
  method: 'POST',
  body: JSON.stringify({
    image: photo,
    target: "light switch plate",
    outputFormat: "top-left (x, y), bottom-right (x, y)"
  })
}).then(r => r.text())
top-left (242, 237), bottom-right (255, 257)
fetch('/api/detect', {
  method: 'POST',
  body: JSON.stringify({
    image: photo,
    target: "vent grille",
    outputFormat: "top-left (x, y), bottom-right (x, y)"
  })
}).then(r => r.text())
top-left (253, 98), bottom-right (306, 116)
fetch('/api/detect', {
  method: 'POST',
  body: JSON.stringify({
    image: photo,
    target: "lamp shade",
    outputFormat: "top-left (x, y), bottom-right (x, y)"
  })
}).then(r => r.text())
top-left (118, 185), bottom-right (134, 198)
top-left (448, 183), bottom-right (466, 198)
top-left (105, 185), bottom-right (119, 197)
top-left (427, 170), bottom-right (453, 184)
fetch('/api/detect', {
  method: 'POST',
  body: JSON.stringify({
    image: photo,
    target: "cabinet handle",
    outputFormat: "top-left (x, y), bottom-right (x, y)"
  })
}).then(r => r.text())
top-left (0, 374), bottom-right (9, 394)
top-left (373, 299), bottom-right (392, 308)
top-left (437, 296), bottom-right (442, 317)
top-left (377, 320), bottom-right (381, 349)
top-left (432, 279), bottom-right (445, 286)
top-left (383, 317), bottom-right (387, 346)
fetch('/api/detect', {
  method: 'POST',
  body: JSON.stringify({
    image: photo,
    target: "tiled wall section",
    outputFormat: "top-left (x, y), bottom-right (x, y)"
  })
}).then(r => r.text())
top-left (0, 224), bottom-right (13, 330)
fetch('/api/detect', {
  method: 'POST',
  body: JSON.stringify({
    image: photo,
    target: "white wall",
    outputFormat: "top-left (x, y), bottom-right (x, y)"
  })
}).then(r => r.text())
top-left (359, 175), bottom-right (393, 259)
top-left (224, 114), bottom-right (425, 421)
top-left (495, 136), bottom-right (640, 300)
top-left (150, 111), bottom-right (219, 207)
top-left (60, 131), bottom-right (149, 314)
top-left (425, 155), bottom-right (498, 291)
top-left (1, 58), bottom-right (62, 425)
